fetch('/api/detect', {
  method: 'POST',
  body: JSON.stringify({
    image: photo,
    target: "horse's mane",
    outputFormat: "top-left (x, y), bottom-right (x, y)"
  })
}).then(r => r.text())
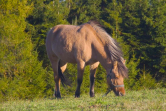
top-left (86, 21), bottom-right (128, 78)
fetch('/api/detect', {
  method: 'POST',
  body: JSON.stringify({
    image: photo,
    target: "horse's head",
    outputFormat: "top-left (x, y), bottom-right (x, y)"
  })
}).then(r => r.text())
top-left (106, 60), bottom-right (127, 96)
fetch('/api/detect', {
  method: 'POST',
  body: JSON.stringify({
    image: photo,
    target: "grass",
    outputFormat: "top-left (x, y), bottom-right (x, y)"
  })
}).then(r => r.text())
top-left (0, 88), bottom-right (166, 111)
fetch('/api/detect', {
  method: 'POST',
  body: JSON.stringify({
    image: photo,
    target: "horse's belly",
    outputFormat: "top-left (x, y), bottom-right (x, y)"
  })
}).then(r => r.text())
top-left (53, 47), bottom-right (93, 64)
top-left (59, 54), bottom-right (77, 63)
top-left (53, 48), bottom-right (77, 63)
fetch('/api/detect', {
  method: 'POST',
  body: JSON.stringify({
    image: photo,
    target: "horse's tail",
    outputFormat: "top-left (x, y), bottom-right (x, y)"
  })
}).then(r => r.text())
top-left (58, 61), bottom-right (65, 86)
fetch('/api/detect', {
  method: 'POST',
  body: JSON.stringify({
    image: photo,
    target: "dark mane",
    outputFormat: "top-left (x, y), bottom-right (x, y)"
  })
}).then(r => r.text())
top-left (87, 21), bottom-right (128, 78)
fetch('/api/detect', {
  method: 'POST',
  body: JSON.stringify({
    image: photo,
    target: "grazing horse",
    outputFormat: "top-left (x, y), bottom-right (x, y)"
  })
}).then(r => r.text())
top-left (46, 21), bottom-right (128, 98)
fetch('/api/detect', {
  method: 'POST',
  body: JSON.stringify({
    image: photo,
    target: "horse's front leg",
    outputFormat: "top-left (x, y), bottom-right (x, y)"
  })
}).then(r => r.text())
top-left (90, 62), bottom-right (99, 97)
top-left (75, 61), bottom-right (85, 98)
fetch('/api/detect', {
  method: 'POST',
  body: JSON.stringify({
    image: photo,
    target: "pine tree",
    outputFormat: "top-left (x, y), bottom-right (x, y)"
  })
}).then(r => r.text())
top-left (101, 0), bottom-right (122, 37)
top-left (150, 0), bottom-right (166, 79)
top-left (0, 0), bottom-right (48, 100)
top-left (68, 0), bottom-right (102, 24)
top-left (120, 0), bottom-right (166, 80)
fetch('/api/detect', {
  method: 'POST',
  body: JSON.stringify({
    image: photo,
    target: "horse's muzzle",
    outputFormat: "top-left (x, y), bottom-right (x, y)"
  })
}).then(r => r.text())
top-left (119, 92), bottom-right (125, 96)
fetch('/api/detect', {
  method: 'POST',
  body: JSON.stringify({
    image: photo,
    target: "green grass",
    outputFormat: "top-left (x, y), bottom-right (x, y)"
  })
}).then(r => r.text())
top-left (0, 88), bottom-right (166, 111)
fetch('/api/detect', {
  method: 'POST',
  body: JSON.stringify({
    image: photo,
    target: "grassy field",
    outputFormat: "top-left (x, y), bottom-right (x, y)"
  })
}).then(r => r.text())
top-left (0, 88), bottom-right (166, 111)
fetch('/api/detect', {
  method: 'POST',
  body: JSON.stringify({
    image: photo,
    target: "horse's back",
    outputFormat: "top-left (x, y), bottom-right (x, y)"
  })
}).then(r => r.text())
top-left (46, 24), bottom-right (98, 64)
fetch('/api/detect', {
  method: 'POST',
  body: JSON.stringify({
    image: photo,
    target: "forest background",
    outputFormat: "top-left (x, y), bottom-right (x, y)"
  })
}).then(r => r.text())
top-left (0, 0), bottom-right (166, 101)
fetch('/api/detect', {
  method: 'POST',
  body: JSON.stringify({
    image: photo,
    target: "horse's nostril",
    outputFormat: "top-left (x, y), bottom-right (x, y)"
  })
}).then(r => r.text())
top-left (119, 92), bottom-right (124, 96)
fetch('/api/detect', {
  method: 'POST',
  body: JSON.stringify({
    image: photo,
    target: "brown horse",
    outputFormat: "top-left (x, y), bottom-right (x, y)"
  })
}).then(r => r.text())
top-left (46, 21), bottom-right (128, 98)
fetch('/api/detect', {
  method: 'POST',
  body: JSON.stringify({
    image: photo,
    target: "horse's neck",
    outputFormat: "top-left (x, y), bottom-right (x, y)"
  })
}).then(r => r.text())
top-left (93, 42), bottom-right (112, 70)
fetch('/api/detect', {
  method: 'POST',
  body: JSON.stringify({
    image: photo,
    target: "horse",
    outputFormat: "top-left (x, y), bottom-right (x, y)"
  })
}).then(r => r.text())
top-left (46, 21), bottom-right (128, 98)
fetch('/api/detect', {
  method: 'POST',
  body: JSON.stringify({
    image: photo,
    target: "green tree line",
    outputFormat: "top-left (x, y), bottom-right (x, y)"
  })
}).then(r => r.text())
top-left (0, 0), bottom-right (166, 100)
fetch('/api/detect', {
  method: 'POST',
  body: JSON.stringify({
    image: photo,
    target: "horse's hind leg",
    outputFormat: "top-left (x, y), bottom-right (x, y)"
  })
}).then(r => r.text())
top-left (50, 58), bottom-right (62, 98)
top-left (90, 62), bottom-right (99, 97)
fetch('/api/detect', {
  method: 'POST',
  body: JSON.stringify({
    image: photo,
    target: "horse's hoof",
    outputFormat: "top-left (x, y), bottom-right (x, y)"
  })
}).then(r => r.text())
top-left (75, 95), bottom-right (80, 98)
top-left (75, 93), bottom-right (80, 98)
top-left (90, 93), bottom-right (95, 97)
top-left (90, 91), bottom-right (95, 97)
top-left (75, 91), bottom-right (80, 97)
top-left (55, 92), bottom-right (61, 98)
top-left (56, 96), bottom-right (61, 99)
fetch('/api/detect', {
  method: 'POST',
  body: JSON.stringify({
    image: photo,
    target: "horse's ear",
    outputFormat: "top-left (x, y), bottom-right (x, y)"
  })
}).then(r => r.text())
top-left (123, 59), bottom-right (126, 64)
top-left (113, 61), bottom-right (118, 69)
top-left (113, 61), bottom-right (119, 78)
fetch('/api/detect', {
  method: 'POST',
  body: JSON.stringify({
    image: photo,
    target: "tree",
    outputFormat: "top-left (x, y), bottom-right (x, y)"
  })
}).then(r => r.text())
top-left (27, 0), bottom-right (70, 67)
top-left (120, 0), bottom-right (166, 81)
top-left (68, 0), bottom-right (102, 24)
top-left (0, 0), bottom-right (48, 100)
